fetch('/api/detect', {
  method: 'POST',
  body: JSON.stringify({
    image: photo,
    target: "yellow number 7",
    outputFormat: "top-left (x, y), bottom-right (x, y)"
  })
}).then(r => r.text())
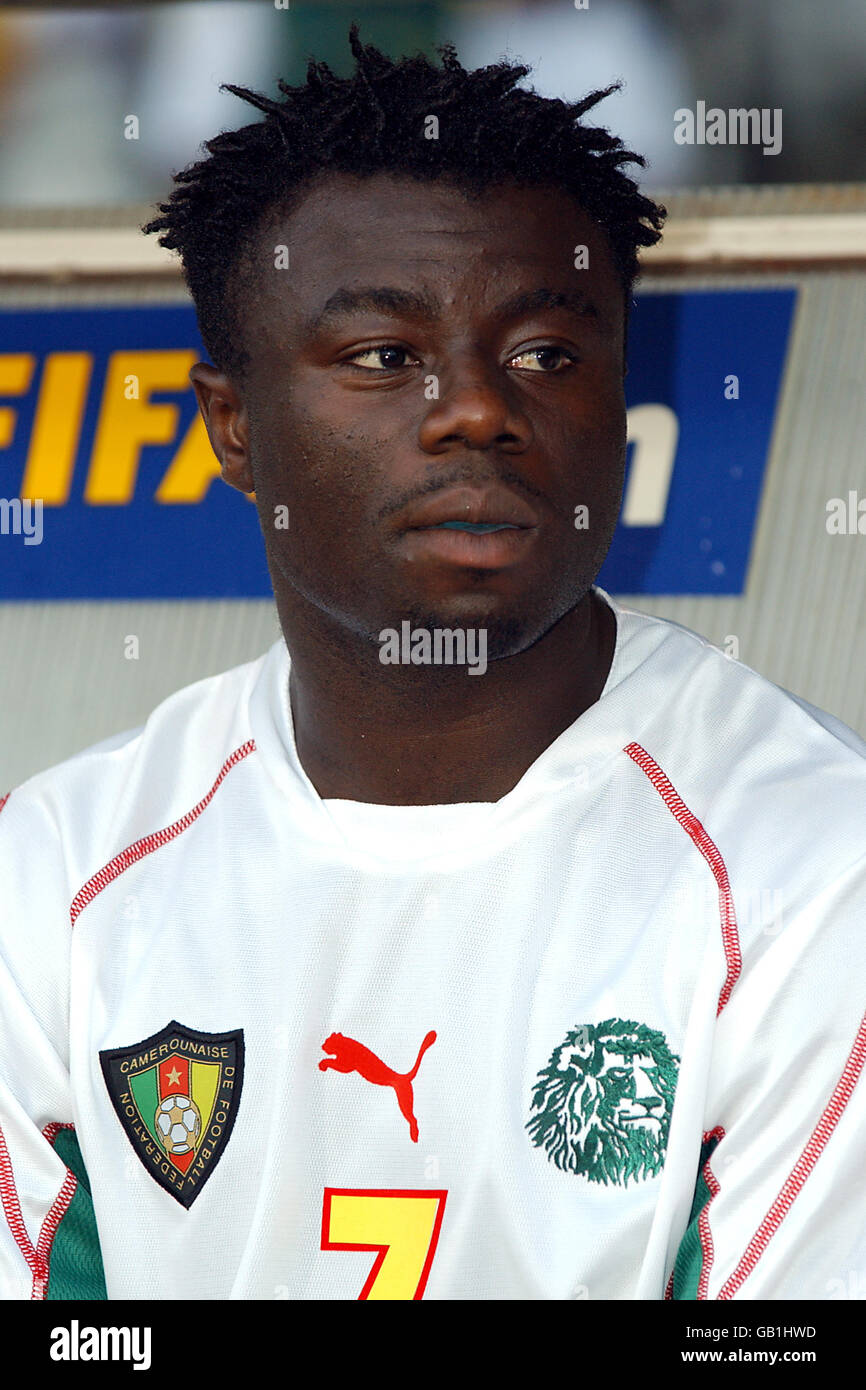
top-left (321, 1188), bottom-right (448, 1299)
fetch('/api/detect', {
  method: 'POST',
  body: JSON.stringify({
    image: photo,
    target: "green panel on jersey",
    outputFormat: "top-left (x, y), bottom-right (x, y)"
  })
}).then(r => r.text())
top-left (46, 1126), bottom-right (107, 1300)
top-left (671, 1132), bottom-right (723, 1300)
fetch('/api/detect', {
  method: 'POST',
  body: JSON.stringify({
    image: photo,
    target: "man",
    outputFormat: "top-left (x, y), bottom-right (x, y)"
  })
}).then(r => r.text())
top-left (1, 27), bottom-right (864, 1301)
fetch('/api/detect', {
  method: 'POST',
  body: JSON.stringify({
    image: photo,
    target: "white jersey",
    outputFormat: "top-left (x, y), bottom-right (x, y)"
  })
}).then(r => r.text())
top-left (1, 585), bottom-right (865, 1301)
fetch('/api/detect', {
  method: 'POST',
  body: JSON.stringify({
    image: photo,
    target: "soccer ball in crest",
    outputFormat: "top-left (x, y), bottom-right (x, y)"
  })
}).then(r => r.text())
top-left (156, 1094), bottom-right (202, 1156)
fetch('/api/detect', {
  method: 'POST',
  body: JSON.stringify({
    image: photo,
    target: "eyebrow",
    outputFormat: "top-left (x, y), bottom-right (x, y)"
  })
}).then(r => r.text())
top-left (305, 285), bottom-right (601, 335)
top-left (493, 288), bottom-right (600, 323)
top-left (306, 287), bottom-right (438, 335)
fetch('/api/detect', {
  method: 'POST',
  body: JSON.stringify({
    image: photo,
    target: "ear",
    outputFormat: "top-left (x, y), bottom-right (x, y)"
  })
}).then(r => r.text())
top-left (189, 362), bottom-right (254, 494)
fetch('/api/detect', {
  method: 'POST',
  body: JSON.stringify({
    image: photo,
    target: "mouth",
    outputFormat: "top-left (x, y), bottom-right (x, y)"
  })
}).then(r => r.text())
top-left (399, 523), bottom-right (537, 570)
top-left (395, 485), bottom-right (541, 570)
top-left (423, 521), bottom-right (524, 534)
top-left (398, 484), bottom-right (541, 533)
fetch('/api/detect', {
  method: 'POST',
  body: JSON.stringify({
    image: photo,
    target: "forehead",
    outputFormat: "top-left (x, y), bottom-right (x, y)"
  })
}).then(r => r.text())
top-left (241, 172), bottom-right (623, 336)
top-left (600, 1044), bottom-right (653, 1063)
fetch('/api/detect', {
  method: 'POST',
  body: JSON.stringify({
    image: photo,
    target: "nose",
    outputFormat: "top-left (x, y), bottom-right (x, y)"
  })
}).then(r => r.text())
top-left (634, 1095), bottom-right (663, 1112)
top-left (631, 1066), bottom-right (661, 1105)
top-left (417, 356), bottom-right (533, 455)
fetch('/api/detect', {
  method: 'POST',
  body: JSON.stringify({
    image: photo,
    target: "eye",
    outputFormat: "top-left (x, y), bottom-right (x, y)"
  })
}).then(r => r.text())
top-left (344, 345), bottom-right (419, 371)
top-left (508, 345), bottom-right (578, 373)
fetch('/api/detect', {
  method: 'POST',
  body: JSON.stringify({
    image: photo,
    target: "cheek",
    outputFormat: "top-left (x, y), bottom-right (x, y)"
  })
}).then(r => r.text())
top-left (248, 403), bottom-right (338, 530)
top-left (250, 433), bottom-right (388, 598)
top-left (543, 423), bottom-right (626, 531)
top-left (542, 373), bottom-right (626, 459)
top-left (578, 381), bottom-right (627, 458)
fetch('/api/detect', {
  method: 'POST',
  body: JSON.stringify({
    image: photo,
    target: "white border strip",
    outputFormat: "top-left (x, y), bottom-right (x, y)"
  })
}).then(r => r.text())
top-left (0, 215), bottom-right (864, 276)
top-left (651, 214), bottom-right (866, 265)
top-left (0, 228), bottom-right (178, 277)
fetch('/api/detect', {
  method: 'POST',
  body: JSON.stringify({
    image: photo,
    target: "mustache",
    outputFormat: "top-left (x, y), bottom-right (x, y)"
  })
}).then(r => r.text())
top-left (377, 463), bottom-right (545, 523)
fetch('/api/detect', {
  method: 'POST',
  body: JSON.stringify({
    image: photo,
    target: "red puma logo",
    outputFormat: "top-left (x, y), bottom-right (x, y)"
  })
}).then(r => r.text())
top-left (319, 1030), bottom-right (437, 1142)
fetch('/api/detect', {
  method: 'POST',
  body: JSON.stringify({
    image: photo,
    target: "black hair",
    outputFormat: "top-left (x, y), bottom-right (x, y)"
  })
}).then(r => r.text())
top-left (143, 22), bottom-right (666, 382)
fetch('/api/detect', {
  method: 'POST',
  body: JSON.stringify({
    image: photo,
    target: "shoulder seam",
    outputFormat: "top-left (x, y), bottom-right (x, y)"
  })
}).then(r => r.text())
top-left (69, 739), bottom-right (256, 930)
top-left (624, 743), bottom-right (742, 1014)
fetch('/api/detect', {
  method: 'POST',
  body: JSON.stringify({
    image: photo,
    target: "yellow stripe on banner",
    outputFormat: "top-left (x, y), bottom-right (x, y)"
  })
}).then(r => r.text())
top-left (190, 1061), bottom-right (221, 1138)
top-left (154, 414), bottom-right (222, 503)
top-left (20, 352), bottom-right (92, 504)
top-left (0, 354), bottom-right (35, 450)
top-left (84, 349), bottom-right (198, 504)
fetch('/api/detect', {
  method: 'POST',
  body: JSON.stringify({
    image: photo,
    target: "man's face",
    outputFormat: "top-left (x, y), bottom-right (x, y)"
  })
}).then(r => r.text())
top-left (601, 1049), bottom-right (665, 1131)
top-left (233, 172), bottom-right (627, 659)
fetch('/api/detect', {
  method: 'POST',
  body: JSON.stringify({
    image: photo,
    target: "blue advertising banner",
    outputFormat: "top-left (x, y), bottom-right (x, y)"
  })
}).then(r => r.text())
top-left (0, 289), bottom-right (795, 598)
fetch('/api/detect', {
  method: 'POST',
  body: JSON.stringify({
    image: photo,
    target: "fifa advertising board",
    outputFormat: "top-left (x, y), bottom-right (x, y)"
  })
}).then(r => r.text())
top-left (0, 290), bottom-right (795, 599)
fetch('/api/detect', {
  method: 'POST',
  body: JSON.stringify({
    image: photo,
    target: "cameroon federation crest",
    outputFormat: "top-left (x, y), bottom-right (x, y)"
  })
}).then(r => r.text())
top-left (526, 1018), bottom-right (680, 1187)
top-left (100, 1020), bottom-right (244, 1209)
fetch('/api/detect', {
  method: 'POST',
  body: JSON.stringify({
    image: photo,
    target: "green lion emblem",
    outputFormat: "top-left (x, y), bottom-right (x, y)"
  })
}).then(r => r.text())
top-left (526, 1018), bottom-right (680, 1186)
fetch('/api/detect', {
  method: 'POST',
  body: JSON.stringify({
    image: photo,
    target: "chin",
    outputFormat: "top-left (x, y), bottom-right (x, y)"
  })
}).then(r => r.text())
top-left (373, 570), bottom-right (592, 663)
top-left (394, 602), bottom-right (545, 663)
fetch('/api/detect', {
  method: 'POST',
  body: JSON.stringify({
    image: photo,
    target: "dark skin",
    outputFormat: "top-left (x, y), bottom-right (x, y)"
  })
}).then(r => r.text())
top-left (190, 173), bottom-right (627, 805)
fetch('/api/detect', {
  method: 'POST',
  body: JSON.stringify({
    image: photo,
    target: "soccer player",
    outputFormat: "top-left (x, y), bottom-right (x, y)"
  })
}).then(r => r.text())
top-left (1, 27), bottom-right (865, 1301)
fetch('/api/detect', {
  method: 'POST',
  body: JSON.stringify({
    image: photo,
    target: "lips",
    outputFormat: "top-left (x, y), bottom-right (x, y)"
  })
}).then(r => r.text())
top-left (398, 521), bottom-right (537, 570)
top-left (432, 521), bottom-right (520, 533)
top-left (398, 485), bottom-right (540, 533)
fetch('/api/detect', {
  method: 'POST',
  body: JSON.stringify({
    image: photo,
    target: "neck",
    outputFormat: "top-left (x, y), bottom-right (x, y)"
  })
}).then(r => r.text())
top-left (281, 588), bottom-right (615, 805)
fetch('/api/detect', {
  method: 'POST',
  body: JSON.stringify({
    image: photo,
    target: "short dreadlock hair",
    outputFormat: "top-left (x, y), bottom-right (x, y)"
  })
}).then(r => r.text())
top-left (143, 23), bottom-right (666, 384)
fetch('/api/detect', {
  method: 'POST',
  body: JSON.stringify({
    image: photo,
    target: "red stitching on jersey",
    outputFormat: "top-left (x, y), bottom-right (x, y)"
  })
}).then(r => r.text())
top-left (717, 1010), bottom-right (866, 1300)
top-left (0, 1119), bottom-right (78, 1299)
top-left (33, 1125), bottom-right (77, 1302)
top-left (624, 744), bottom-right (742, 1014)
top-left (41, 1121), bottom-right (74, 1145)
top-left (0, 792), bottom-right (10, 814)
top-left (69, 740), bottom-right (256, 929)
top-left (696, 1125), bottom-right (725, 1300)
top-left (663, 1270), bottom-right (674, 1300)
top-left (0, 1119), bottom-right (41, 1286)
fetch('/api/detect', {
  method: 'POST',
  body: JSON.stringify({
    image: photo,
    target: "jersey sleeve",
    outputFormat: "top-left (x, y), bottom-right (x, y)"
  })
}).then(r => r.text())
top-left (671, 845), bottom-right (866, 1299)
top-left (0, 789), bottom-right (106, 1299)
